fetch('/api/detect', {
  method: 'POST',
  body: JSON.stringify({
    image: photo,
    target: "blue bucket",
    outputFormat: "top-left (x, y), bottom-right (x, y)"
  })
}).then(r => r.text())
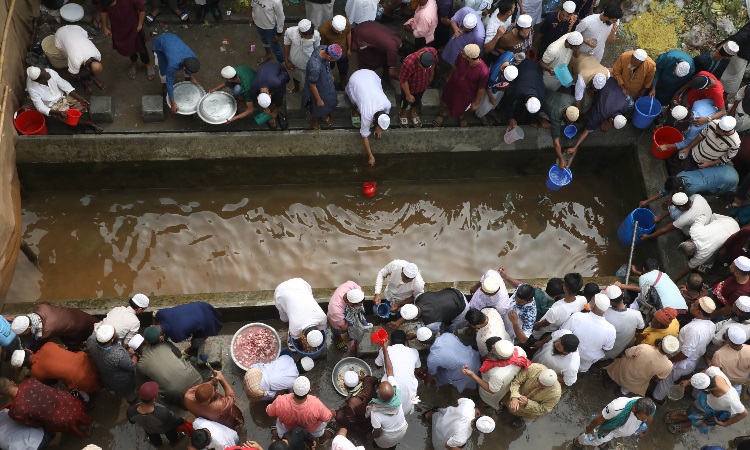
top-left (288, 330), bottom-right (327, 358)
top-left (632, 96), bottom-right (662, 129)
top-left (617, 208), bottom-right (656, 245)
top-left (564, 124), bottom-right (577, 138)
top-left (373, 301), bottom-right (392, 318)
top-left (546, 165), bottom-right (572, 191)
top-left (554, 64), bottom-right (574, 87)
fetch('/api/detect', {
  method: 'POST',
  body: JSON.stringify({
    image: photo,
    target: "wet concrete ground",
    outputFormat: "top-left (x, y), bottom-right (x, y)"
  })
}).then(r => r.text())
top-left (2, 318), bottom-right (748, 450)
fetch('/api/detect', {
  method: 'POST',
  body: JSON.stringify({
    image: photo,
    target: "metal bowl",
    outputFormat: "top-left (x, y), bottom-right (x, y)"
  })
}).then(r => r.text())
top-left (230, 323), bottom-right (281, 372)
top-left (171, 82), bottom-right (206, 116)
top-left (197, 91), bottom-right (237, 124)
top-left (60, 3), bottom-right (84, 22)
top-left (332, 357), bottom-right (373, 396)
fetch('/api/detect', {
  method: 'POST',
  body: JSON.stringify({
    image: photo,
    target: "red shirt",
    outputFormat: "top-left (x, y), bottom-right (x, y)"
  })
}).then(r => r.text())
top-left (686, 71), bottom-right (725, 108)
top-left (266, 393), bottom-right (332, 433)
top-left (715, 275), bottom-right (750, 306)
top-left (399, 47), bottom-right (439, 94)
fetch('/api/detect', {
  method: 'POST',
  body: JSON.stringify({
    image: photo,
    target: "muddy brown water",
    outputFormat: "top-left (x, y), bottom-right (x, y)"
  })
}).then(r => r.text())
top-left (9, 175), bottom-right (634, 302)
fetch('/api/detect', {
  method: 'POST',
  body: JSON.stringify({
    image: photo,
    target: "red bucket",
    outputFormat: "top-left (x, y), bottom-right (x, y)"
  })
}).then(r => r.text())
top-left (13, 108), bottom-right (48, 135)
top-left (651, 126), bottom-right (683, 159)
top-left (65, 109), bottom-right (82, 126)
top-left (369, 327), bottom-right (387, 346)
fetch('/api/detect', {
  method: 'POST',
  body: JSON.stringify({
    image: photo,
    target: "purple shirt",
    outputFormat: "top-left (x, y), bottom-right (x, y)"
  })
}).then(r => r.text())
top-left (441, 7), bottom-right (485, 66)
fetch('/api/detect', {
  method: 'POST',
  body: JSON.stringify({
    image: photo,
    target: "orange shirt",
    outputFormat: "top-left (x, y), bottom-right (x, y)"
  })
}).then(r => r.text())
top-left (30, 342), bottom-right (102, 393)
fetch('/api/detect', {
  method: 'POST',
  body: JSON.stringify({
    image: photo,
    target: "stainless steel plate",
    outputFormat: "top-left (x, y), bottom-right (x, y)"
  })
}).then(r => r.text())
top-left (332, 357), bottom-right (373, 396)
top-left (197, 91), bottom-right (237, 124)
top-left (171, 82), bottom-right (206, 115)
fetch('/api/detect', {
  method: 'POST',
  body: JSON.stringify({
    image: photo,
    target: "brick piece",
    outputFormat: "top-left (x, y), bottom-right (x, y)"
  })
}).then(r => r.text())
top-left (89, 96), bottom-right (113, 123)
top-left (141, 95), bottom-right (165, 123)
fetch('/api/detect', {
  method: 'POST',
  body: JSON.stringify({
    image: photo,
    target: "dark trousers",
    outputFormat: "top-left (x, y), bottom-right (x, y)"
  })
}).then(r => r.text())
top-left (129, 30), bottom-right (150, 64)
top-left (147, 429), bottom-right (180, 446)
top-left (331, 56), bottom-right (350, 80)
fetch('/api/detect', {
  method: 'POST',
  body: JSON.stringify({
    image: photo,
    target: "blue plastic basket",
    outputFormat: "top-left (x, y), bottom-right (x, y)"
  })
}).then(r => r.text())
top-left (288, 330), bottom-right (327, 358)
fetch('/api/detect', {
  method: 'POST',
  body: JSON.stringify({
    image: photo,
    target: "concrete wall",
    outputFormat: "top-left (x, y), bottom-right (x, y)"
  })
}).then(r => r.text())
top-left (0, 0), bottom-right (39, 306)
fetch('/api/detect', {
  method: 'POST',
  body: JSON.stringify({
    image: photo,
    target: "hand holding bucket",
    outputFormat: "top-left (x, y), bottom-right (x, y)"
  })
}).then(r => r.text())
top-left (65, 109), bottom-right (82, 126)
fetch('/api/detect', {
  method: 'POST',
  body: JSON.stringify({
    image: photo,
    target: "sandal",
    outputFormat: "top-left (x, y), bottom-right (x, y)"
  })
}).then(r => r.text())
top-left (146, 67), bottom-right (155, 81)
top-left (433, 115), bottom-right (445, 127)
top-left (458, 116), bottom-right (468, 127)
top-left (179, 12), bottom-right (189, 21)
top-left (412, 116), bottom-right (422, 128)
top-left (399, 117), bottom-right (409, 128)
top-left (311, 121), bottom-right (321, 130)
top-left (322, 116), bottom-right (333, 127)
top-left (664, 409), bottom-right (685, 424)
top-left (510, 418), bottom-right (526, 429)
top-left (267, 118), bottom-right (278, 130)
top-left (91, 17), bottom-right (102, 29)
top-left (668, 422), bottom-right (691, 435)
top-left (145, 13), bottom-right (157, 23)
top-left (335, 340), bottom-right (348, 352)
top-left (351, 115), bottom-right (361, 126)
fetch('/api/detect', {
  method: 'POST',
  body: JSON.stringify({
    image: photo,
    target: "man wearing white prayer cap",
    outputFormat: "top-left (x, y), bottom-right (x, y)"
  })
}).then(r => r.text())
top-left (534, 1), bottom-right (580, 56)
top-left (462, 338), bottom-right (529, 410)
top-left (345, 69), bottom-right (393, 166)
top-left (674, 112), bottom-right (740, 172)
top-left (329, 280), bottom-right (366, 351)
top-left (440, 7), bottom-right (484, 67)
top-left (540, 32), bottom-right (583, 90)
top-left (611, 48), bottom-right (655, 98)
top-left (556, 294), bottom-right (615, 373)
top-left (284, 18), bottom-right (321, 93)
top-left (426, 398), bottom-right (493, 449)
top-left (605, 334), bottom-right (676, 397)
top-left (673, 213), bottom-right (740, 282)
top-left (649, 48), bottom-right (695, 103)
top-left (319, 15), bottom-right (351, 89)
top-left (468, 267), bottom-right (511, 314)
top-left (10, 349), bottom-right (26, 368)
top-left (694, 40), bottom-right (738, 81)
top-left (335, 367), bottom-right (380, 432)
top-left (712, 325), bottom-right (750, 395)
top-left (12, 303), bottom-right (99, 351)
top-left (95, 293), bottom-right (149, 346)
top-left (501, 363), bottom-right (561, 428)
top-left (639, 190), bottom-right (714, 241)
top-left (266, 375), bottom-right (334, 441)
top-left (388, 288), bottom-right (470, 334)
top-left (86, 324), bottom-right (139, 402)
top-left (11, 342), bottom-right (103, 395)
top-left (665, 366), bottom-right (748, 434)
top-left (26, 66), bottom-right (99, 131)
top-left (373, 259), bottom-right (425, 311)
top-left (275, 278), bottom-right (327, 352)
top-left (304, 329), bottom-right (324, 352)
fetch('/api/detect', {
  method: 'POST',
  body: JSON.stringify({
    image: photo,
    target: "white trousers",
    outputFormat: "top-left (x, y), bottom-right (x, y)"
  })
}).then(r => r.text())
top-left (653, 358), bottom-right (699, 401)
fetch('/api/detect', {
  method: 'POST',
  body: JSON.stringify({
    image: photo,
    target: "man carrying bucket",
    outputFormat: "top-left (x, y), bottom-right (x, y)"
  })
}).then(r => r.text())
top-left (540, 90), bottom-right (579, 168)
top-left (676, 116), bottom-right (741, 172)
top-left (26, 67), bottom-right (102, 132)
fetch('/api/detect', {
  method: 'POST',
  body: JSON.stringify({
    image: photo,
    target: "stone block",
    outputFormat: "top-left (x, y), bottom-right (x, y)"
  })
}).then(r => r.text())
top-left (141, 95), bottom-right (165, 123)
top-left (89, 96), bottom-right (113, 123)
top-left (420, 89), bottom-right (440, 116)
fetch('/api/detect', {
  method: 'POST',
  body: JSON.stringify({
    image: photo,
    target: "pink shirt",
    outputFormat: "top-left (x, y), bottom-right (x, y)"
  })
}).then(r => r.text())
top-left (266, 394), bottom-right (333, 433)
top-left (405, 0), bottom-right (438, 43)
top-left (327, 281), bottom-right (362, 329)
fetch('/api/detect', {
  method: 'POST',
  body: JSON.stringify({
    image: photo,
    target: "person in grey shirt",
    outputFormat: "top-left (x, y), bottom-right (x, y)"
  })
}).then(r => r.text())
top-left (132, 333), bottom-right (203, 406)
top-left (86, 324), bottom-right (137, 403)
top-left (127, 381), bottom-right (185, 446)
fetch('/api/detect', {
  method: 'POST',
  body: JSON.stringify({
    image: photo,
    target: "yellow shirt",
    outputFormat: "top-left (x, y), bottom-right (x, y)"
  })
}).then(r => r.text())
top-left (634, 319), bottom-right (680, 346)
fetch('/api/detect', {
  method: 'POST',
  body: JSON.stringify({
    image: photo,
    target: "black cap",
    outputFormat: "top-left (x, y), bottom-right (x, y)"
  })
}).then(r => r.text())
top-left (183, 57), bottom-right (201, 74)
top-left (419, 51), bottom-right (435, 67)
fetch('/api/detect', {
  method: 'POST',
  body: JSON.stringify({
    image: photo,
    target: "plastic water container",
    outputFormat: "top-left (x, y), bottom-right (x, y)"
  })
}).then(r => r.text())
top-left (554, 64), bottom-right (574, 87)
top-left (41, 35), bottom-right (68, 69)
top-left (632, 96), bottom-right (662, 129)
top-left (13, 108), bottom-right (48, 135)
top-left (546, 165), bottom-right (572, 191)
top-left (288, 331), bottom-right (327, 358)
top-left (564, 124), bottom-right (577, 138)
top-left (370, 327), bottom-right (388, 346)
top-left (617, 208), bottom-right (656, 245)
top-left (668, 384), bottom-right (685, 400)
top-left (65, 109), bottom-right (82, 126)
top-left (651, 126), bottom-right (683, 159)
top-left (504, 126), bottom-right (525, 144)
top-left (373, 301), bottom-right (391, 318)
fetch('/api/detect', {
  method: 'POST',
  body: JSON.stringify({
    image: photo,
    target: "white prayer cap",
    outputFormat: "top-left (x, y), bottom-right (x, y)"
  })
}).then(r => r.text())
top-left (346, 289), bottom-right (365, 304)
top-left (128, 334), bottom-right (145, 351)
top-left (735, 256), bottom-right (750, 271)
top-left (221, 66), bottom-right (236, 79)
top-left (377, 113), bottom-right (391, 130)
top-left (592, 73), bottom-right (607, 90)
top-left (82, 446), bottom-right (103, 450)
top-left (603, 285), bottom-right (622, 300)
top-left (298, 19), bottom-right (312, 32)
top-left (613, 115), bottom-right (627, 129)
top-left (724, 40), bottom-right (739, 56)
top-left (479, 0), bottom-right (489, 10)
top-left (633, 49), bottom-right (648, 62)
top-left (131, 293), bottom-right (150, 308)
top-left (344, 370), bottom-right (359, 387)
top-left (494, 339), bottom-right (514, 358)
top-left (462, 13), bottom-right (478, 29)
top-left (10, 316), bottom-right (30, 334)
top-left (300, 356), bottom-right (315, 371)
top-left (96, 324), bottom-right (116, 343)
top-left (661, 335), bottom-right (679, 354)
top-left (526, 96), bottom-right (541, 113)
top-left (306, 329), bottom-right (324, 347)
top-left (727, 325), bottom-right (747, 345)
top-left (257, 93), bottom-right (272, 108)
top-left (11, 350), bottom-right (25, 368)
top-left (675, 61), bottom-right (691, 77)
top-left (475, 416), bottom-right (495, 433)
top-left (671, 105), bottom-right (688, 120)
top-left (403, 262), bottom-right (419, 278)
top-left (27, 67), bottom-right (41, 80)
top-left (593, 293), bottom-right (610, 311)
top-left (516, 14), bottom-right (532, 28)
top-left (719, 115), bottom-right (737, 132)
top-left (566, 32), bottom-right (583, 46)
top-left (293, 376), bottom-right (311, 396)
top-left (503, 65), bottom-right (519, 82)
top-left (332, 15), bottom-right (347, 32)
top-left (562, 1), bottom-right (576, 13)
top-left (698, 296), bottom-right (716, 314)
top-left (416, 327), bottom-right (433, 342)
top-left (539, 368), bottom-right (557, 386)
top-left (736, 296), bottom-right (750, 313)
top-left (481, 275), bottom-right (502, 294)
top-left (671, 192), bottom-right (689, 206)
top-left (690, 372), bottom-right (710, 390)
top-left (400, 304), bottom-right (419, 320)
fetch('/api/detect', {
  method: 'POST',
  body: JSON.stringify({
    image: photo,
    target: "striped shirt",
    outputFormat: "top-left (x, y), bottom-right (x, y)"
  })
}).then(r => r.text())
top-left (692, 120), bottom-right (741, 164)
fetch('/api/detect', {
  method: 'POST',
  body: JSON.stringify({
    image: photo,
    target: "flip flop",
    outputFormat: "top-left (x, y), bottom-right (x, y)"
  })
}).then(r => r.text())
top-left (412, 116), bottom-right (422, 128)
top-left (146, 67), bottom-right (155, 81)
top-left (668, 422), bottom-right (690, 435)
top-left (322, 116), bottom-right (333, 127)
top-left (335, 340), bottom-right (348, 351)
top-left (127, 66), bottom-right (137, 79)
top-left (664, 409), bottom-right (685, 424)
top-left (145, 13), bottom-right (157, 23)
top-left (511, 418), bottom-right (526, 429)
top-left (351, 116), bottom-right (361, 126)
top-left (399, 117), bottom-right (409, 128)
top-left (91, 17), bottom-right (102, 29)
top-left (179, 12), bottom-right (189, 21)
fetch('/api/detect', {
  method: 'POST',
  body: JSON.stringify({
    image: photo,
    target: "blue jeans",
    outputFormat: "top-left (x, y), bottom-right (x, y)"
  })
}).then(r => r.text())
top-left (255, 25), bottom-right (284, 63)
top-left (224, 82), bottom-right (244, 100)
top-left (676, 121), bottom-right (710, 150)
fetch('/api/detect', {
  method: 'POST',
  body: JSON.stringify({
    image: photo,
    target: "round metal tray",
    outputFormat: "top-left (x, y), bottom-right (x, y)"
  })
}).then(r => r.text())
top-left (197, 91), bottom-right (237, 124)
top-left (332, 357), bottom-right (373, 396)
top-left (230, 323), bottom-right (281, 372)
top-left (60, 4), bottom-right (84, 22)
top-left (171, 82), bottom-right (206, 116)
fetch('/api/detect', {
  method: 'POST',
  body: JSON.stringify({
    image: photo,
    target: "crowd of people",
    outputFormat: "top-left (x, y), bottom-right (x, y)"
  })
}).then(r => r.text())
top-left (25, 0), bottom-right (749, 170)
top-left (2, 254), bottom-right (750, 449)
